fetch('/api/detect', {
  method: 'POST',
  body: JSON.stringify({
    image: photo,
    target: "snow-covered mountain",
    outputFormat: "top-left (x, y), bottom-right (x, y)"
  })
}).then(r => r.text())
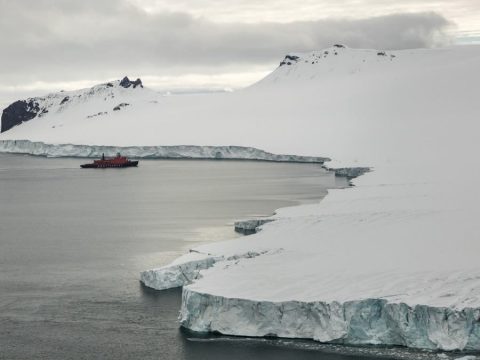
top-left (3, 46), bottom-right (399, 143)
top-left (256, 44), bottom-right (398, 86)
top-left (1, 44), bottom-right (478, 164)
top-left (0, 76), bottom-right (152, 132)
top-left (3, 45), bottom-right (480, 351)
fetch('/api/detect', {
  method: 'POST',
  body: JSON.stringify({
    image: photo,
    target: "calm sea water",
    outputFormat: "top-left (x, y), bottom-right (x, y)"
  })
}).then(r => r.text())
top-left (0, 153), bottom-right (409, 360)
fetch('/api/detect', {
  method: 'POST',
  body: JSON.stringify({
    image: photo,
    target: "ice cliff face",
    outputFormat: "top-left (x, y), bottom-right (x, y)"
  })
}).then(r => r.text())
top-left (142, 245), bottom-right (480, 352)
top-left (141, 253), bottom-right (219, 290)
top-left (0, 139), bottom-right (329, 163)
top-left (141, 250), bottom-right (270, 290)
top-left (180, 288), bottom-right (480, 351)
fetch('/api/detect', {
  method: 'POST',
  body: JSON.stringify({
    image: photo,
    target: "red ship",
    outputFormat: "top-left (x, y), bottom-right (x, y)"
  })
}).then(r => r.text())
top-left (80, 153), bottom-right (139, 168)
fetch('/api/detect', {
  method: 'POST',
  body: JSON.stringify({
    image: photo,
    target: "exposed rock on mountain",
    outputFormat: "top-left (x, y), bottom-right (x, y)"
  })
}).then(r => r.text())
top-left (119, 76), bottom-right (143, 89)
top-left (0, 76), bottom-right (144, 133)
top-left (1, 100), bottom-right (41, 133)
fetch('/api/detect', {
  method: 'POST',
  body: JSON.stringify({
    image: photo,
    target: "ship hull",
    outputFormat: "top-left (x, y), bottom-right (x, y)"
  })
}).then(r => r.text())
top-left (80, 161), bottom-right (138, 169)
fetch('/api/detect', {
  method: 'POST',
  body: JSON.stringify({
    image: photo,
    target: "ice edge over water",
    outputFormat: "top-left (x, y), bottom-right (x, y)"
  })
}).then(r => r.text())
top-left (141, 250), bottom-right (271, 290)
top-left (180, 288), bottom-right (480, 352)
top-left (141, 220), bottom-right (480, 352)
top-left (0, 140), bottom-right (329, 163)
top-left (141, 254), bottom-right (219, 290)
top-left (139, 184), bottom-right (480, 353)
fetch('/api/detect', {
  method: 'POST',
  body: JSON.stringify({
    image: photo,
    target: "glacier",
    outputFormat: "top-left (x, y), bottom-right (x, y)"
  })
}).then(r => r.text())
top-left (180, 289), bottom-right (480, 351)
top-left (3, 45), bottom-right (480, 353)
top-left (0, 139), bottom-right (329, 163)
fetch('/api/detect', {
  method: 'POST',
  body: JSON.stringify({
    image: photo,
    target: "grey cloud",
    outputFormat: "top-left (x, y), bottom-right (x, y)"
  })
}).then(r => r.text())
top-left (0, 0), bottom-right (452, 86)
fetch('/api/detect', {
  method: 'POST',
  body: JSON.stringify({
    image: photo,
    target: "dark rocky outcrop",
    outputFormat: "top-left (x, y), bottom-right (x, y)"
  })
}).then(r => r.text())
top-left (1, 100), bottom-right (40, 133)
top-left (119, 76), bottom-right (143, 89)
top-left (113, 103), bottom-right (130, 111)
top-left (280, 55), bottom-right (300, 66)
top-left (87, 112), bottom-right (108, 119)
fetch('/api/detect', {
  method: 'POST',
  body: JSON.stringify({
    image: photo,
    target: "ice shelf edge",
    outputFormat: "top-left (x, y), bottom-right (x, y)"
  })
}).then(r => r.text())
top-left (0, 139), bottom-right (329, 163)
top-left (180, 287), bottom-right (480, 352)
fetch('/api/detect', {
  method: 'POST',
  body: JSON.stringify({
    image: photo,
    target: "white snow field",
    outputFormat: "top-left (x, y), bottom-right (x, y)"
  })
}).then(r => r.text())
top-left (3, 45), bottom-right (480, 351)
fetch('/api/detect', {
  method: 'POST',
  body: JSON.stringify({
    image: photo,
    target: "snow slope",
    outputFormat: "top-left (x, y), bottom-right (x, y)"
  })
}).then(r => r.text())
top-left (4, 45), bottom-right (480, 351)
top-left (140, 45), bottom-right (480, 351)
top-left (1, 45), bottom-right (478, 165)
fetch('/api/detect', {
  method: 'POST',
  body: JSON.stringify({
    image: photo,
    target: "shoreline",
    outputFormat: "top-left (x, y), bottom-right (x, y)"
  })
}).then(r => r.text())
top-left (0, 139), bottom-right (369, 179)
top-left (140, 165), bottom-right (480, 353)
top-left (5, 141), bottom-right (476, 353)
top-left (0, 139), bottom-right (329, 163)
top-left (180, 288), bottom-right (480, 352)
top-left (142, 204), bottom-right (480, 353)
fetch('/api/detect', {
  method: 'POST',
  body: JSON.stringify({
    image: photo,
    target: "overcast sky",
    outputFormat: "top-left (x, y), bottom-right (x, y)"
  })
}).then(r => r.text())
top-left (0, 0), bottom-right (479, 106)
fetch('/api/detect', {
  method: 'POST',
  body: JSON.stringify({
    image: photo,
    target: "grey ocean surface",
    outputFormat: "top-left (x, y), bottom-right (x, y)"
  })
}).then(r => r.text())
top-left (0, 153), bottom-right (376, 360)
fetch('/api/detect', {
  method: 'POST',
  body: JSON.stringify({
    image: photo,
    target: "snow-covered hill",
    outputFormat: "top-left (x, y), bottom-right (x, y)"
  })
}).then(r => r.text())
top-left (0, 77), bottom-right (149, 132)
top-left (3, 45), bottom-right (480, 351)
top-left (1, 45), bottom-right (479, 165)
